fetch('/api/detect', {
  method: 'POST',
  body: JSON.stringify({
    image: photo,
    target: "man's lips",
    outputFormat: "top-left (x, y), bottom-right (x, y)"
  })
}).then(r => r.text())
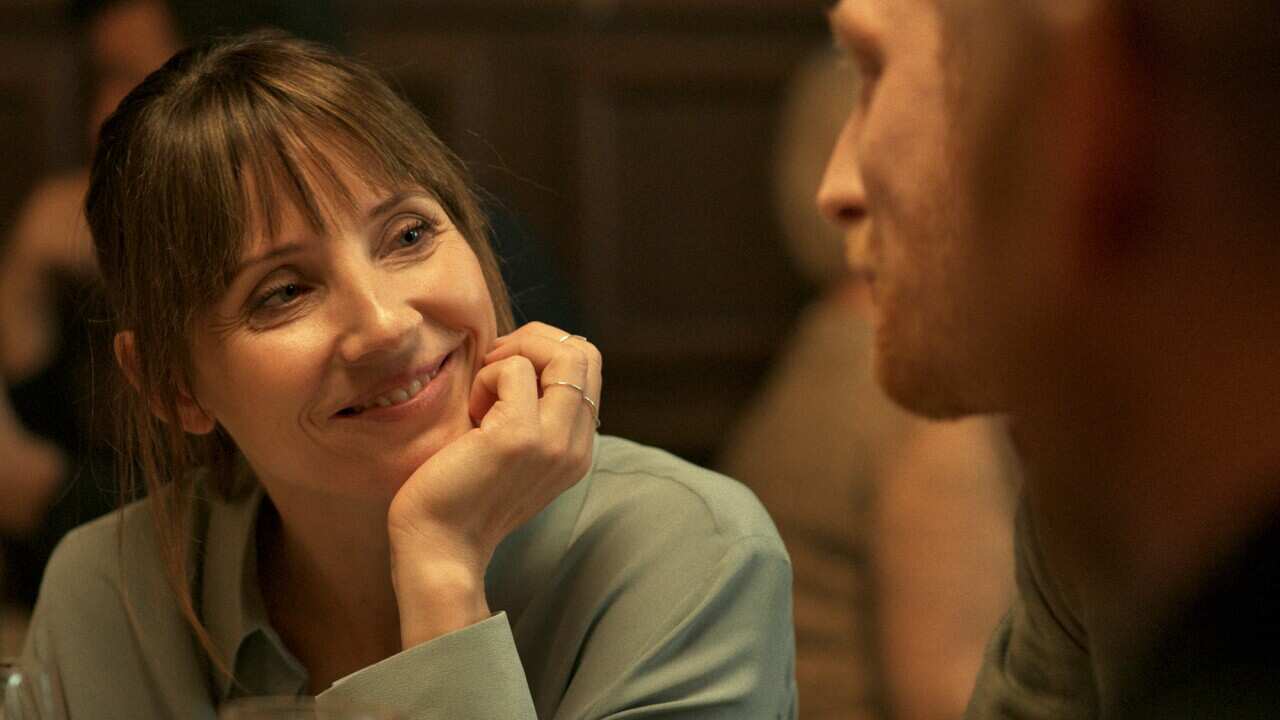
top-left (332, 350), bottom-right (454, 418)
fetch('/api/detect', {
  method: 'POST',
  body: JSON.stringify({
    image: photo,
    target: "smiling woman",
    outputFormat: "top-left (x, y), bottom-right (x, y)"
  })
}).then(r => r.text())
top-left (20, 31), bottom-right (795, 719)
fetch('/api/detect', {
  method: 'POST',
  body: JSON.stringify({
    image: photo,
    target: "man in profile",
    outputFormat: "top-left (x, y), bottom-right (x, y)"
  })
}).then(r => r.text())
top-left (817, 0), bottom-right (1280, 717)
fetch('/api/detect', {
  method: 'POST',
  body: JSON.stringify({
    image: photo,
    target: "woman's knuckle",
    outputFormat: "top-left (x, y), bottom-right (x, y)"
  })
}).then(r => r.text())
top-left (549, 434), bottom-right (574, 461)
top-left (516, 428), bottom-right (542, 454)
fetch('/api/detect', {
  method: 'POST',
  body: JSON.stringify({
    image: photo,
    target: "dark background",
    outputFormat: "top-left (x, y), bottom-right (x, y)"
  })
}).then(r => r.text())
top-left (0, 0), bottom-right (830, 465)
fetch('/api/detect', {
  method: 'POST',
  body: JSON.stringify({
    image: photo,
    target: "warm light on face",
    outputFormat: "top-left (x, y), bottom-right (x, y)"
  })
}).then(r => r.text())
top-left (188, 167), bottom-right (498, 502)
top-left (818, 0), bottom-right (1007, 420)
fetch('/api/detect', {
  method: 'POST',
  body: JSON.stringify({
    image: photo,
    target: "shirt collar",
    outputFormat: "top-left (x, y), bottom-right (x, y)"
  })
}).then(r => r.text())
top-left (198, 434), bottom-right (603, 699)
top-left (201, 471), bottom-right (307, 701)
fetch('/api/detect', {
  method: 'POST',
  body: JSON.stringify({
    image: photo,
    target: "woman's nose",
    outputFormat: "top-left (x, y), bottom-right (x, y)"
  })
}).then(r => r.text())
top-left (335, 277), bottom-right (417, 365)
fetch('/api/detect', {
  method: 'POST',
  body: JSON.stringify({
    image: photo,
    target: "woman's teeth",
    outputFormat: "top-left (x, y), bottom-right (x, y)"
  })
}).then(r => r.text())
top-left (371, 373), bottom-right (430, 409)
top-left (347, 361), bottom-right (444, 414)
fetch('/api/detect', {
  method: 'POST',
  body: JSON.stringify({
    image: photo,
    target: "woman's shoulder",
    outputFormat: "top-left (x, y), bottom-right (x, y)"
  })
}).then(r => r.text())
top-left (582, 435), bottom-right (787, 553)
top-left (41, 495), bottom-right (161, 584)
top-left (493, 437), bottom-right (796, 716)
top-left (27, 491), bottom-right (216, 715)
top-left (36, 484), bottom-right (213, 611)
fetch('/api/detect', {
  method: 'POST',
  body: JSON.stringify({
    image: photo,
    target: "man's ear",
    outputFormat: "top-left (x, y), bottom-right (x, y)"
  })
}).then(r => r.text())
top-left (1053, 4), bottom-right (1155, 266)
top-left (113, 331), bottom-right (216, 435)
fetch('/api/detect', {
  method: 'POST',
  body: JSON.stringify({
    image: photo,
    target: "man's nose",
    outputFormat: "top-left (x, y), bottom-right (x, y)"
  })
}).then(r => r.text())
top-left (816, 118), bottom-right (868, 227)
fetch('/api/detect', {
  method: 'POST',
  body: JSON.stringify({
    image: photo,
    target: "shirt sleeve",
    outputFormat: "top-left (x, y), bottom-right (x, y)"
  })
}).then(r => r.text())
top-left (318, 613), bottom-right (535, 718)
top-left (557, 534), bottom-right (797, 719)
top-left (964, 502), bottom-right (1099, 720)
top-left (318, 536), bottom-right (796, 720)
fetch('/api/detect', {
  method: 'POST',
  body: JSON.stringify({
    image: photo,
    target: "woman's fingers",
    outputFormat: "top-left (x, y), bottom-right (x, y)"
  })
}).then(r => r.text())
top-left (489, 338), bottom-right (598, 435)
top-left (485, 323), bottom-right (603, 431)
top-left (390, 329), bottom-right (595, 610)
top-left (468, 354), bottom-right (539, 427)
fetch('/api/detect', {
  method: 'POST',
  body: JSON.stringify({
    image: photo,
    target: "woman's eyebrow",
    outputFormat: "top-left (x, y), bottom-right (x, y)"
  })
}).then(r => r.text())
top-left (233, 242), bottom-right (307, 279)
top-left (232, 191), bottom-right (432, 278)
top-left (365, 190), bottom-right (426, 223)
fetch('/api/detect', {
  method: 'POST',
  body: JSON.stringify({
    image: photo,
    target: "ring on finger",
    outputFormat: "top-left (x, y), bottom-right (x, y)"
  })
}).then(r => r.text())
top-left (557, 333), bottom-right (589, 344)
top-left (544, 380), bottom-right (602, 429)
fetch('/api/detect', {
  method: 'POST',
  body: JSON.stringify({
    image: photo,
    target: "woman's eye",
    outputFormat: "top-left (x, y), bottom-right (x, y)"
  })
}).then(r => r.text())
top-left (255, 282), bottom-right (308, 310)
top-left (398, 222), bottom-right (427, 247)
top-left (388, 217), bottom-right (442, 255)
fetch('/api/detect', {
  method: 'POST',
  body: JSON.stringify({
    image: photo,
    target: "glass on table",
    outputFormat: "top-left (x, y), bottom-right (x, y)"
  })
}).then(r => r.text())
top-left (217, 697), bottom-right (400, 720)
top-left (0, 658), bottom-right (63, 719)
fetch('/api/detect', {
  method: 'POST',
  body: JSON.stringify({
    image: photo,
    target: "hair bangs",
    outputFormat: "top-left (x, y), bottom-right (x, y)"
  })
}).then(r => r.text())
top-left (193, 83), bottom-right (422, 302)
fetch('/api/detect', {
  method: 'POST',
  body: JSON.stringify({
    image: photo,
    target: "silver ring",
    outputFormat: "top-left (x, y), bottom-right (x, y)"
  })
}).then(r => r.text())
top-left (557, 333), bottom-right (572, 343)
top-left (544, 380), bottom-right (601, 429)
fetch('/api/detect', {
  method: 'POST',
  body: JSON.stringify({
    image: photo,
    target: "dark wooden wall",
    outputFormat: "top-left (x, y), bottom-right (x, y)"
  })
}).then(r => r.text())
top-left (0, 3), bottom-right (81, 235)
top-left (0, 0), bottom-right (830, 465)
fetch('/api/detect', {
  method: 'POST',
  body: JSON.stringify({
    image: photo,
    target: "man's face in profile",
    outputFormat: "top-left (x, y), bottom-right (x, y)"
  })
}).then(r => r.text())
top-left (818, 0), bottom-right (993, 419)
top-left (818, 0), bottom-right (1062, 421)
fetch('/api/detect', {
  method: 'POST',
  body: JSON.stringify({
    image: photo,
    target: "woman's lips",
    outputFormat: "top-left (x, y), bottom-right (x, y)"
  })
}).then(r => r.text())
top-left (334, 350), bottom-right (453, 418)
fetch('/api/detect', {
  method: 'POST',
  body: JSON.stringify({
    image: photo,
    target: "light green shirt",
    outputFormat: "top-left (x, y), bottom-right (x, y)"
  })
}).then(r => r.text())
top-left (25, 436), bottom-right (797, 718)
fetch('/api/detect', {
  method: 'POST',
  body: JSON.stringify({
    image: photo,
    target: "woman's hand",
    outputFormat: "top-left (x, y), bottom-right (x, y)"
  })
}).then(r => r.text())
top-left (386, 322), bottom-right (602, 648)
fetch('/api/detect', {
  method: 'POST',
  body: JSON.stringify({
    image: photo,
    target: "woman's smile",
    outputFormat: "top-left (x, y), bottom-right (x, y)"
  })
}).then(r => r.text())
top-left (332, 346), bottom-right (460, 424)
top-left (186, 179), bottom-right (498, 492)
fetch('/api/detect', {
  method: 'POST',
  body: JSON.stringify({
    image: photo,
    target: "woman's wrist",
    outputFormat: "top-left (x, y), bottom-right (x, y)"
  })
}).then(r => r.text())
top-left (389, 531), bottom-right (492, 649)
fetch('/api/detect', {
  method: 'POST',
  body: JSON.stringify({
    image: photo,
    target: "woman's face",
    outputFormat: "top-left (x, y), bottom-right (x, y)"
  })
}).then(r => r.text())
top-left (187, 166), bottom-right (497, 501)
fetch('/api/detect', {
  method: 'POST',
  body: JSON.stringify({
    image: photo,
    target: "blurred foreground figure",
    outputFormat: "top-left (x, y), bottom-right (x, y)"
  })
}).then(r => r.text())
top-left (721, 50), bottom-right (1014, 720)
top-left (819, 0), bottom-right (1280, 718)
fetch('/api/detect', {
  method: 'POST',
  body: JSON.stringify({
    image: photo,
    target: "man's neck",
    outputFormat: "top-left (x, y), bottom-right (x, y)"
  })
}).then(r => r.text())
top-left (1009, 341), bottom-right (1280, 648)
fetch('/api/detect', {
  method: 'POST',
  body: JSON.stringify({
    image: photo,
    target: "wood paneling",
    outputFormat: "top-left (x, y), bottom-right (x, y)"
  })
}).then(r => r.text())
top-left (0, 4), bottom-right (78, 237)
top-left (345, 3), bottom-right (827, 461)
top-left (3, 0), bottom-right (830, 464)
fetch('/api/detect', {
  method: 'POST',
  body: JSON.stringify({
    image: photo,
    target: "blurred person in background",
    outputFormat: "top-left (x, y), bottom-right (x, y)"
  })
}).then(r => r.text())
top-left (720, 48), bottom-right (1015, 720)
top-left (0, 0), bottom-right (183, 620)
top-left (0, 384), bottom-right (62, 654)
top-left (819, 0), bottom-right (1280, 717)
top-left (0, 387), bottom-right (62, 539)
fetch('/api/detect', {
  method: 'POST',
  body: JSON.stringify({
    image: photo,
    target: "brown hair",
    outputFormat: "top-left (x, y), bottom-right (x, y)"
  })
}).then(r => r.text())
top-left (86, 30), bottom-right (513, 678)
